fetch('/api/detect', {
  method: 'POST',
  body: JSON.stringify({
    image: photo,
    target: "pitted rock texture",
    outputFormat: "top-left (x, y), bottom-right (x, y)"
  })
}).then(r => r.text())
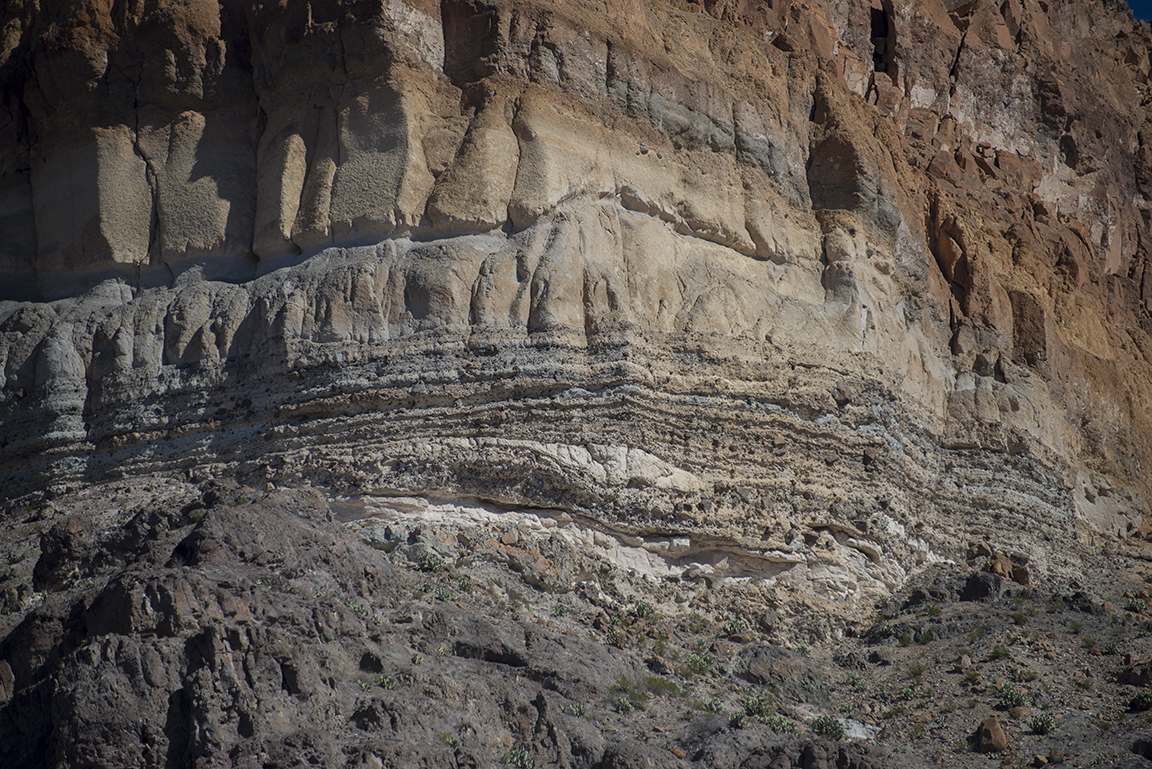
top-left (0, 479), bottom-right (922, 769)
top-left (1, 0), bottom-right (1151, 629)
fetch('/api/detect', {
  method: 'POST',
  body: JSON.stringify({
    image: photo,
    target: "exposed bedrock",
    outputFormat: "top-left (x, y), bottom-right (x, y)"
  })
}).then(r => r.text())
top-left (1, 0), bottom-right (1151, 624)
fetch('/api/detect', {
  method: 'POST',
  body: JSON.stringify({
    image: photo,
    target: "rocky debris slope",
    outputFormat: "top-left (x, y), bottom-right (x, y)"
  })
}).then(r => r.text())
top-left (6, 479), bottom-right (1152, 767)
top-left (1, 0), bottom-right (1151, 658)
top-left (0, 479), bottom-right (905, 769)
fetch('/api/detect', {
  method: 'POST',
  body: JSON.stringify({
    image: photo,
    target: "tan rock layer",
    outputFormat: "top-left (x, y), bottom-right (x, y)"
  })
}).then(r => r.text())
top-left (0, 0), bottom-right (1150, 600)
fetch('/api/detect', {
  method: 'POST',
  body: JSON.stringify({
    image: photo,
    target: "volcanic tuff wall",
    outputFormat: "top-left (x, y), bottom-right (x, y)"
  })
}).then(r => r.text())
top-left (2, 0), bottom-right (1152, 621)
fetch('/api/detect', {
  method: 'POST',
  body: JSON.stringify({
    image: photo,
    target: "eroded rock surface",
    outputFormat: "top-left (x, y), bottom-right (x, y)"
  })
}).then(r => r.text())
top-left (1, 0), bottom-right (1151, 666)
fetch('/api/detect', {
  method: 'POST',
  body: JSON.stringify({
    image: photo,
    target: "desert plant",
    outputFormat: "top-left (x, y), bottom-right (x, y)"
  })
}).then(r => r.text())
top-left (615, 695), bottom-right (636, 714)
top-left (721, 618), bottom-right (747, 637)
top-left (633, 601), bottom-right (656, 620)
top-left (553, 603), bottom-right (569, 617)
top-left (810, 715), bottom-right (845, 740)
top-left (795, 645), bottom-right (810, 657)
top-left (745, 694), bottom-right (776, 718)
top-left (729, 711), bottom-right (747, 728)
top-left (847, 672), bottom-right (864, 690)
top-left (504, 748), bottom-right (535, 768)
top-left (686, 652), bottom-right (714, 675)
top-left (1131, 689), bottom-right (1152, 711)
top-left (566, 702), bottom-right (587, 717)
top-left (1000, 683), bottom-right (1029, 709)
top-left (419, 551), bottom-right (445, 572)
top-left (439, 733), bottom-right (462, 749)
top-left (759, 714), bottom-right (798, 733)
top-left (990, 645), bottom-right (1009, 660)
top-left (1127, 598), bottom-right (1148, 614)
top-left (376, 674), bottom-right (397, 690)
top-left (1028, 713), bottom-right (1056, 734)
top-left (457, 576), bottom-right (473, 592)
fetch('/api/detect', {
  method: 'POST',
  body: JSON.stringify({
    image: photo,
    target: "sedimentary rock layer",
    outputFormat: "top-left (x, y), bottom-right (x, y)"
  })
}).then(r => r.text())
top-left (1, 0), bottom-right (1151, 618)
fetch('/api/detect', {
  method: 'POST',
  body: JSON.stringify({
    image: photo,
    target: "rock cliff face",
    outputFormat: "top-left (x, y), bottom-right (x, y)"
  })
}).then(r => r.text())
top-left (2, 0), bottom-right (1152, 635)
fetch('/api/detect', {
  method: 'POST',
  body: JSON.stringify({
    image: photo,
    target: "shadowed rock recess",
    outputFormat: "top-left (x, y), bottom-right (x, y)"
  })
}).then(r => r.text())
top-left (2, 0), bottom-right (1152, 764)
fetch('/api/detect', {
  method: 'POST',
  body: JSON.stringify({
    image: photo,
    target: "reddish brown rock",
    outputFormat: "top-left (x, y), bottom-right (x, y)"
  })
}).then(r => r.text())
top-left (976, 716), bottom-right (1008, 753)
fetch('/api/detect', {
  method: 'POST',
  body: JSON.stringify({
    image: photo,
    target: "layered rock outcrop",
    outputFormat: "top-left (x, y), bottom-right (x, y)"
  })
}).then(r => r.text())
top-left (2, 0), bottom-right (1151, 629)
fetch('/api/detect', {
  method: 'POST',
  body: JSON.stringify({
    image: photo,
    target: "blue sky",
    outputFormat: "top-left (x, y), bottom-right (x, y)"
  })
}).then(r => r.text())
top-left (1128, 0), bottom-right (1152, 20)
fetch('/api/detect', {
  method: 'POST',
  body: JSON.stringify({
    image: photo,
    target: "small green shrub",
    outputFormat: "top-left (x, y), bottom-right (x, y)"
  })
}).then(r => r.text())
top-left (1082, 636), bottom-right (1097, 649)
top-left (899, 634), bottom-right (912, 647)
top-left (1127, 598), bottom-right (1148, 614)
top-left (745, 694), bottom-right (776, 718)
top-left (457, 576), bottom-right (473, 592)
top-left (917, 630), bottom-right (933, 645)
top-left (434, 587), bottom-right (453, 602)
top-left (686, 652), bottom-right (714, 675)
top-left (439, 733), bottom-right (462, 749)
top-left (720, 618), bottom-right (747, 637)
top-left (633, 601), bottom-right (656, 620)
top-left (810, 715), bottom-right (845, 740)
top-left (1069, 620), bottom-right (1083, 634)
top-left (1011, 612), bottom-right (1028, 626)
top-left (794, 645), bottom-right (810, 657)
top-left (1028, 713), bottom-right (1056, 735)
top-left (566, 702), bottom-right (587, 717)
top-left (615, 695), bottom-right (636, 714)
top-left (990, 645), bottom-right (1009, 660)
top-left (908, 662), bottom-right (924, 682)
top-left (924, 604), bottom-right (942, 616)
top-left (376, 674), bottom-right (397, 690)
top-left (419, 552), bottom-right (445, 572)
top-left (504, 748), bottom-right (535, 768)
top-left (1130, 689), bottom-right (1152, 711)
top-left (553, 603), bottom-right (569, 617)
top-left (968, 628), bottom-right (986, 642)
top-left (758, 714), bottom-right (798, 733)
top-left (898, 686), bottom-right (917, 701)
top-left (1000, 683), bottom-right (1029, 709)
top-left (847, 672), bottom-right (864, 690)
top-left (729, 711), bottom-right (747, 728)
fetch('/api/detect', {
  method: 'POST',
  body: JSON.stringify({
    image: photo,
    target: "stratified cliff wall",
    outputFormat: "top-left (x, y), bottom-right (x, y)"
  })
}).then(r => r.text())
top-left (2, 0), bottom-right (1151, 624)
